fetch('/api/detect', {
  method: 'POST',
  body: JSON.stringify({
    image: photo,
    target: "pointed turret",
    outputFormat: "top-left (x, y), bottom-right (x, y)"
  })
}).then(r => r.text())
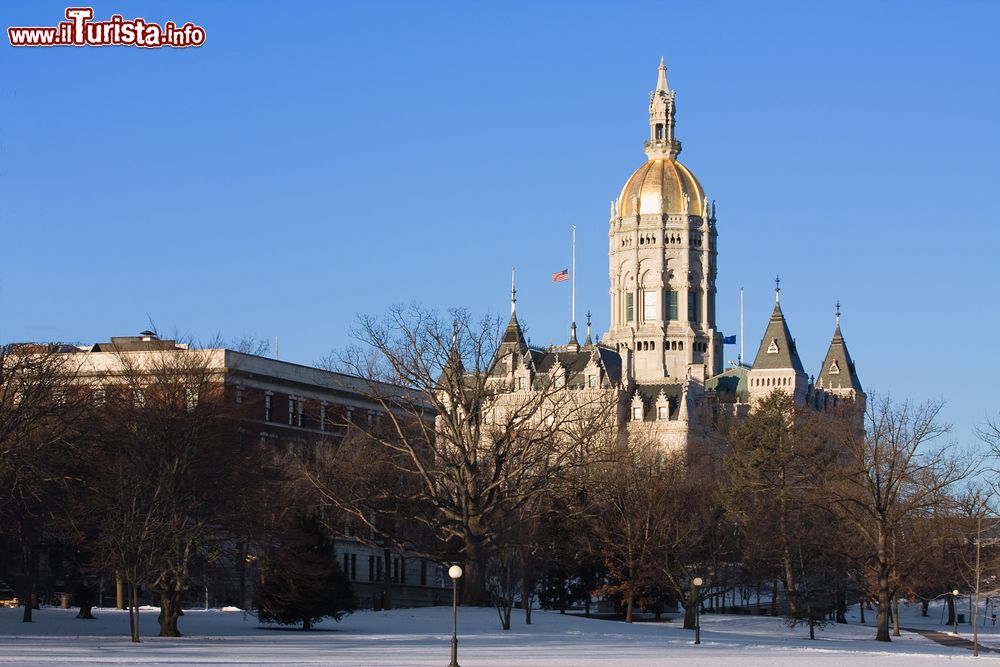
top-left (567, 322), bottom-right (579, 352)
top-left (500, 270), bottom-right (528, 356)
top-left (751, 299), bottom-right (805, 374)
top-left (440, 321), bottom-right (465, 392)
top-left (584, 310), bottom-right (593, 346)
top-left (747, 278), bottom-right (809, 406)
top-left (816, 301), bottom-right (863, 395)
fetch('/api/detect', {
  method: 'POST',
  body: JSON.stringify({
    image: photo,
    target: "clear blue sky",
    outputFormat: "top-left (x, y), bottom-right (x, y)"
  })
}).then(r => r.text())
top-left (2, 1), bottom-right (998, 448)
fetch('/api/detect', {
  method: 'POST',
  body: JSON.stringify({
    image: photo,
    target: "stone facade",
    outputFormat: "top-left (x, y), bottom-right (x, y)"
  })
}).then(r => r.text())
top-left (495, 59), bottom-right (865, 453)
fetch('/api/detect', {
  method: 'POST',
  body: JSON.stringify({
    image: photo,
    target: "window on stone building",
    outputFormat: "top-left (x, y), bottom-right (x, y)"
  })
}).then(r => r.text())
top-left (632, 406), bottom-right (642, 420)
top-left (665, 290), bottom-right (678, 321)
top-left (588, 375), bottom-right (596, 388)
top-left (235, 386), bottom-right (244, 404)
top-left (518, 377), bottom-right (526, 390)
top-left (688, 291), bottom-right (699, 322)
top-left (420, 560), bottom-right (427, 586)
top-left (625, 292), bottom-right (634, 322)
top-left (319, 404), bottom-right (326, 431)
top-left (658, 406), bottom-right (668, 420)
top-left (264, 394), bottom-right (272, 422)
top-left (288, 398), bottom-right (295, 425)
top-left (296, 400), bottom-right (304, 427)
top-left (643, 291), bottom-right (656, 319)
top-left (368, 555), bottom-right (375, 581)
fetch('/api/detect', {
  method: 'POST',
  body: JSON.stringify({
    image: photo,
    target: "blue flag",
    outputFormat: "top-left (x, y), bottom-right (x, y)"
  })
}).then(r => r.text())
top-left (723, 335), bottom-right (737, 344)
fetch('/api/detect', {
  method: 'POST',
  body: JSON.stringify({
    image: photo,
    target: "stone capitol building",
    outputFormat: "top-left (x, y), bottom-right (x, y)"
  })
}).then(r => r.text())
top-left (490, 59), bottom-right (865, 451)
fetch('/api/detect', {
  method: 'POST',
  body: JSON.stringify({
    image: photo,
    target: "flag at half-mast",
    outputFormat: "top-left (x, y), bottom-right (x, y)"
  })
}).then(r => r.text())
top-left (551, 269), bottom-right (569, 283)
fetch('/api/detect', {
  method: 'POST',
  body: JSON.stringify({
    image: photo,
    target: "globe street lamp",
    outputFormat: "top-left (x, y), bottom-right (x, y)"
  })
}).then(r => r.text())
top-left (448, 564), bottom-right (463, 667)
top-left (692, 577), bottom-right (704, 645)
top-left (952, 589), bottom-right (960, 636)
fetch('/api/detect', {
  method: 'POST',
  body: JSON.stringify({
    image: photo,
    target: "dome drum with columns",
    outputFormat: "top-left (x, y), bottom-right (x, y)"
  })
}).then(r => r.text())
top-left (604, 56), bottom-right (722, 385)
top-left (480, 59), bottom-right (864, 452)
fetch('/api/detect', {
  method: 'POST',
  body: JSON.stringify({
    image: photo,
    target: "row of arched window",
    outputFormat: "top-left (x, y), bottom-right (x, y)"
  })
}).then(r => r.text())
top-left (620, 340), bottom-right (690, 352)
top-left (618, 232), bottom-right (705, 248)
top-left (750, 376), bottom-right (791, 387)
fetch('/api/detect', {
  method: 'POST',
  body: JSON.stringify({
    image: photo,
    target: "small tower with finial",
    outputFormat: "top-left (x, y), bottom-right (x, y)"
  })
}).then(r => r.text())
top-left (814, 300), bottom-right (865, 408)
top-left (747, 275), bottom-right (809, 406)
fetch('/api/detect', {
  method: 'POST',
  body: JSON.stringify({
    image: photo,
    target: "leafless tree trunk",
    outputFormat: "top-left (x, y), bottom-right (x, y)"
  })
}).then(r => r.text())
top-left (828, 395), bottom-right (975, 642)
top-left (306, 305), bottom-right (616, 606)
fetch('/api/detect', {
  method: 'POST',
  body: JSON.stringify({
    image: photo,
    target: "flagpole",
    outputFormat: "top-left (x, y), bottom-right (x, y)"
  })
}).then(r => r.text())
top-left (739, 287), bottom-right (744, 366)
top-left (571, 225), bottom-right (576, 328)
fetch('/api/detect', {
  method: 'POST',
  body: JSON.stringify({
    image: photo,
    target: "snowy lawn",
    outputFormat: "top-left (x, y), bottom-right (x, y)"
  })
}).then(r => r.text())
top-left (0, 601), bottom-right (998, 665)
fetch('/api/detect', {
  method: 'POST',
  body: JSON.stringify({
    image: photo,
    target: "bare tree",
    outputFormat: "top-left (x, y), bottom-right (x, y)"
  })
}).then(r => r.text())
top-left (586, 428), bottom-right (704, 623)
top-left (828, 395), bottom-right (976, 642)
top-left (0, 343), bottom-right (89, 623)
top-left (82, 344), bottom-right (255, 640)
top-left (310, 304), bottom-right (615, 604)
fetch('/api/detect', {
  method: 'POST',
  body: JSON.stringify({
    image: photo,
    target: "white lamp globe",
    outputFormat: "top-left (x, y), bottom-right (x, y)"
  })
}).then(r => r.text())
top-left (693, 577), bottom-right (704, 587)
top-left (448, 565), bottom-right (464, 580)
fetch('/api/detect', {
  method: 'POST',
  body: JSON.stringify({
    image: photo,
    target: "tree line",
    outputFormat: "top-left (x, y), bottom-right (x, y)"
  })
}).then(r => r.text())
top-left (1, 308), bottom-right (995, 645)
top-left (0, 341), bottom-right (352, 641)
top-left (304, 304), bottom-right (991, 643)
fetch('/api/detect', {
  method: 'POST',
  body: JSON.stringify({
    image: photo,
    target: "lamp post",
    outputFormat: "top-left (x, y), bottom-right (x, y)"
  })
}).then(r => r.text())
top-left (952, 589), bottom-right (960, 636)
top-left (692, 577), bottom-right (704, 645)
top-left (448, 564), bottom-right (463, 667)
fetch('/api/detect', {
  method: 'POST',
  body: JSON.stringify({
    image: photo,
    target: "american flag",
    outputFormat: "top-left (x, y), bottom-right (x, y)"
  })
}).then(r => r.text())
top-left (551, 269), bottom-right (569, 283)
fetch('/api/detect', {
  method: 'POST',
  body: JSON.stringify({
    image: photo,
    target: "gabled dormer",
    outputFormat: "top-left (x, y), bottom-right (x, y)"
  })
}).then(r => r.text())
top-left (655, 388), bottom-right (671, 421)
top-left (548, 355), bottom-right (568, 390)
top-left (583, 352), bottom-right (603, 390)
top-left (630, 390), bottom-right (645, 421)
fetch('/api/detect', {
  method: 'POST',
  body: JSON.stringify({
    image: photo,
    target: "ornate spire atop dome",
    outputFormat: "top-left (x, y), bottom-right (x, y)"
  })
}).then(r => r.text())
top-left (645, 57), bottom-right (681, 160)
top-left (656, 56), bottom-right (669, 92)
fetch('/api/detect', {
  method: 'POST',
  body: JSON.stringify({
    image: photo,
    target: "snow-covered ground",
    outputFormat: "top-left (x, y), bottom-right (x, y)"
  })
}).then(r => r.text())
top-left (0, 600), bottom-right (997, 666)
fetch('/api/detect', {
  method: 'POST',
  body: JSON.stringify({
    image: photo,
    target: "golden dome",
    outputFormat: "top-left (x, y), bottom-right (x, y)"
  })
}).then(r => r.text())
top-left (617, 158), bottom-right (705, 217)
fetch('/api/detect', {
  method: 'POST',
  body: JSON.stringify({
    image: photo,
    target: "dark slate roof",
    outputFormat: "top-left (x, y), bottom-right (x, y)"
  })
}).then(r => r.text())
top-left (491, 342), bottom-right (623, 389)
top-left (705, 365), bottom-right (749, 402)
top-left (751, 302), bottom-right (806, 373)
top-left (632, 383), bottom-right (683, 420)
top-left (816, 324), bottom-right (863, 393)
top-left (500, 313), bottom-right (529, 355)
top-left (91, 336), bottom-right (184, 352)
